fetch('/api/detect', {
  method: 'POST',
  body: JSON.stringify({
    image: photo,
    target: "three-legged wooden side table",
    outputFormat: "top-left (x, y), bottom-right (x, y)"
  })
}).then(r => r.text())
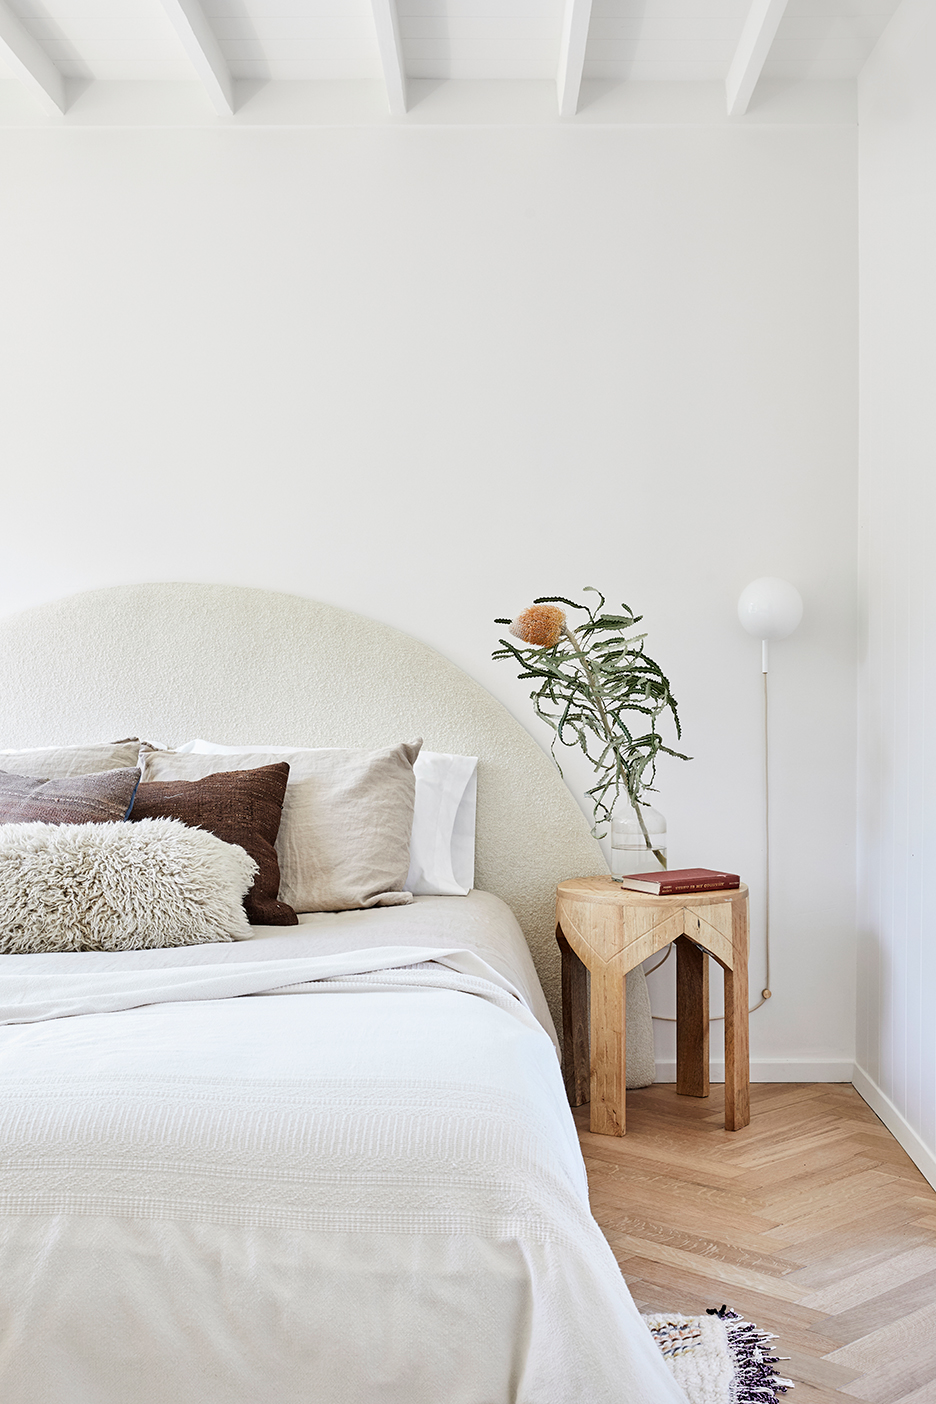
top-left (556, 876), bottom-right (750, 1137)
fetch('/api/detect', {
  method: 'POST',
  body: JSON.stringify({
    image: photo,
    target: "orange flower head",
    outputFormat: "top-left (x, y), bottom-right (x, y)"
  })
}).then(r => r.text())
top-left (509, 605), bottom-right (566, 648)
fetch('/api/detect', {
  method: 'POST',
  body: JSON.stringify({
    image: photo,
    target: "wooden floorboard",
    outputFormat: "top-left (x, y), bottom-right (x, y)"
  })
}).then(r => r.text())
top-left (577, 1084), bottom-right (936, 1404)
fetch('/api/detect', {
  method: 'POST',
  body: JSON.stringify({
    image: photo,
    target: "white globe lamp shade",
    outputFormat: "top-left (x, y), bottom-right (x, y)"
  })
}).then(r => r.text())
top-left (737, 578), bottom-right (803, 641)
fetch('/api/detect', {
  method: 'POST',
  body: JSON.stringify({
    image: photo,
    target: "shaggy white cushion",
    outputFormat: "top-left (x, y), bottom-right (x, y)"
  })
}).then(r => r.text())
top-left (0, 818), bottom-right (257, 955)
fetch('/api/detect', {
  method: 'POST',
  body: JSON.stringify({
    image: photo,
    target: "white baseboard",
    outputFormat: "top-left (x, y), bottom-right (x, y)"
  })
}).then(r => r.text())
top-left (654, 1059), bottom-right (855, 1084)
top-left (852, 1064), bottom-right (936, 1192)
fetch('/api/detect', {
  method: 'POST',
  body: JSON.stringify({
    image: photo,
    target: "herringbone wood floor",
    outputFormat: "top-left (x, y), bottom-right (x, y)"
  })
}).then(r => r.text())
top-left (577, 1084), bottom-right (936, 1404)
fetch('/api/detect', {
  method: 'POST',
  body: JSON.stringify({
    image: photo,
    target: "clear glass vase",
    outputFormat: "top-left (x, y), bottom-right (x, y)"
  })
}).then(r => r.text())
top-left (610, 804), bottom-right (667, 880)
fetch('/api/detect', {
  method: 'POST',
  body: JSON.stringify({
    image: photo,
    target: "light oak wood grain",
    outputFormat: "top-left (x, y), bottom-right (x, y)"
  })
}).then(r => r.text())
top-left (786, 1220), bottom-right (932, 1288)
top-left (781, 1349), bottom-right (860, 1391)
top-left (556, 877), bottom-right (750, 1135)
top-left (826, 1299), bottom-right (936, 1373)
top-left (579, 1084), bottom-right (936, 1404)
top-left (800, 1245), bottom-right (936, 1315)
top-left (770, 1186), bottom-right (919, 1249)
top-left (892, 1383), bottom-right (936, 1404)
top-left (724, 893), bottom-right (750, 1129)
top-left (769, 1169), bottom-right (900, 1223)
top-left (819, 1267), bottom-right (936, 1344)
top-left (840, 1346), bottom-right (936, 1402)
top-left (607, 1230), bottom-right (807, 1300)
top-left (590, 966), bottom-right (626, 1134)
top-left (788, 1383), bottom-right (867, 1404)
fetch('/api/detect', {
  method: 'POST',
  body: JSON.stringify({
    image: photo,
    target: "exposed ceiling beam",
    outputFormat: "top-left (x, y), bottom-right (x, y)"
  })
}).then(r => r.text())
top-left (0, 0), bottom-right (65, 115)
top-left (156, 0), bottom-right (234, 116)
top-left (370, 0), bottom-right (406, 116)
top-left (725, 0), bottom-right (790, 117)
top-left (557, 0), bottom-right (593, 118)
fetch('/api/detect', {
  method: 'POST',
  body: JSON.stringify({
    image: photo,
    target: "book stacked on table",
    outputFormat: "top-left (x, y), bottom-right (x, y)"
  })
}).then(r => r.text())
top-left (619, 868), bottom-right (740, 895)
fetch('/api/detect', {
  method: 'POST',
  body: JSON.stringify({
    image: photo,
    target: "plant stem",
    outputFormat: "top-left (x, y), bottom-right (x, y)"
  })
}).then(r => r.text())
top-left (562, 624), bottom-right (666, 868)
top-left (561, 625), bottom-right (617, 759)
top-left (635, 806), bottom-right (667, 869)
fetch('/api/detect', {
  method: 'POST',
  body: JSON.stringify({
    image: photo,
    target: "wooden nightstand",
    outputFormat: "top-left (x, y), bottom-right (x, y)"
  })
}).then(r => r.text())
top-left (556, 876), bottom-right (750, 1136)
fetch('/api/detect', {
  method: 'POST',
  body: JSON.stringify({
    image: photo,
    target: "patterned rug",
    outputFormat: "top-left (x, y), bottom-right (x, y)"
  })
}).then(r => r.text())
top-left (643, 1306), bottom-right (793, 1404)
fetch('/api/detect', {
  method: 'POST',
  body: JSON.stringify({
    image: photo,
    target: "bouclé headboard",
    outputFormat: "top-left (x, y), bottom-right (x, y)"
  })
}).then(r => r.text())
top-left (0, 583), bottom-right (606, 1030)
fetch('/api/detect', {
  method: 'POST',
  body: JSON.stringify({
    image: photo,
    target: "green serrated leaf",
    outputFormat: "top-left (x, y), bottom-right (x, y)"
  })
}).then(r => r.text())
top-left (493, 586), bottom-right (689, 824)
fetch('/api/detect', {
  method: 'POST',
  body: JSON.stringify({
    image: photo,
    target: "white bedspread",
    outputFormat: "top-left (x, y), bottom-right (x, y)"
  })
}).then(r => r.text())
top-left (0, 895), bottom-right (686, 1404)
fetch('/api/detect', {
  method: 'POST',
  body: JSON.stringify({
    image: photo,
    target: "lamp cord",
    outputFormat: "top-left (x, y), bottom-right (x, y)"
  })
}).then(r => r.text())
top-left (649, 666), bottom-right (772, 1020)
top-left (758, 665), bottom-right (772, 1007)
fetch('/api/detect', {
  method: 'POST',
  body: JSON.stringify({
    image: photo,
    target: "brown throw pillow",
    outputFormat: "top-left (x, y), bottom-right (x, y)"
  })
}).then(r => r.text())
top-left (130, 763), bottom-right (297, 927)
top-left (0, 767), bottom-right (141, 825)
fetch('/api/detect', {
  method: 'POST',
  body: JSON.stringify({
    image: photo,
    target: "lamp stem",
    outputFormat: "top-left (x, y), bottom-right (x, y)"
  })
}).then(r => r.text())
top-left (761, 638), bottom-right (769, 673)
top-left (762, 668), bottom-right (772, 1002)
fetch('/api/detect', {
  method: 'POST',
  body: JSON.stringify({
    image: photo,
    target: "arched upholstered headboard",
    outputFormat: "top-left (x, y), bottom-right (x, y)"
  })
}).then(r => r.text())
top-left (0, 583), bottom-right (608, 1030)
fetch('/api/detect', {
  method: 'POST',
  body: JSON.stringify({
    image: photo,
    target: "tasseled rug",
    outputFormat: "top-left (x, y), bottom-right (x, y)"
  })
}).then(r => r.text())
top-left (643, 1306), bottom-right (794, 1404)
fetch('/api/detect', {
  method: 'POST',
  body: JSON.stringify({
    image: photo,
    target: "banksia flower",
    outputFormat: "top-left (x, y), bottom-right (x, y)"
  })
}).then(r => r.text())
top-left (509, 605), bottom-right (566, 649)
top-left (493, 588), bottom-right (689, 842)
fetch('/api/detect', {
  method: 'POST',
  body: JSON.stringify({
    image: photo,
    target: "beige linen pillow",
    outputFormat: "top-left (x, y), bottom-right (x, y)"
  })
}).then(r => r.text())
top-left (0, 740), bottom-right (141, 779)
top-left (140, 741), bottom-right (422, 913)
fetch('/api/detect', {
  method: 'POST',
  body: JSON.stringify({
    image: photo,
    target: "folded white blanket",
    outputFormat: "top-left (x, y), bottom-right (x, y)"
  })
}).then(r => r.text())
top-left (0, 945), bottom-right (535, 1027)
top-left (1, 889), bottom-right (560, 1047)
top-left (0, 944), bottom-right (686, 1404)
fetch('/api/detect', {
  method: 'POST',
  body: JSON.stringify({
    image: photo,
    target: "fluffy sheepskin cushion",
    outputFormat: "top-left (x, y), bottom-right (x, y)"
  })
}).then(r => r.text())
top-left (0, 817), bottom-right (258, 954)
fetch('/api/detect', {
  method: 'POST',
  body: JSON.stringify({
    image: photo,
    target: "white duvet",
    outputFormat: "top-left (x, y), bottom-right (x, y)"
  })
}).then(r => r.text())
top-left (0, 893), bottom-right (686, 1404)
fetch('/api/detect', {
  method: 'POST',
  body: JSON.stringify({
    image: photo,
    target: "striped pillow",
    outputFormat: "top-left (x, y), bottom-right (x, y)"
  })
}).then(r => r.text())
top-left (0, 767), bottom-right (141, 826)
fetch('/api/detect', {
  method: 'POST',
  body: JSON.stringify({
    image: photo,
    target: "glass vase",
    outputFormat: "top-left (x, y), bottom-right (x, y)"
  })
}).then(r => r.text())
top-left (610, 804), bottom-right (667, 880)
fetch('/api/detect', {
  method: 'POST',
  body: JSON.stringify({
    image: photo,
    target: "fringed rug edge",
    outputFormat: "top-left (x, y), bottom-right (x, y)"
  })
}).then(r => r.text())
top-left (643, 1304), bottom-right (794, 1404)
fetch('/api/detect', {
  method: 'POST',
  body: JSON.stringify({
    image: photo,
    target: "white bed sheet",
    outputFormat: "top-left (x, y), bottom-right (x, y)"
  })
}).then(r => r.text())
top-left (4, 892), bottom-right (557, 1049)
top-left (0, 893), bottom-right (686, 1404)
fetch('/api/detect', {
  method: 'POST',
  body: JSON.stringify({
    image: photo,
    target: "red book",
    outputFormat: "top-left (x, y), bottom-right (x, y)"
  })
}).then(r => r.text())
top-left (619, 867), bottom-right (740, 895)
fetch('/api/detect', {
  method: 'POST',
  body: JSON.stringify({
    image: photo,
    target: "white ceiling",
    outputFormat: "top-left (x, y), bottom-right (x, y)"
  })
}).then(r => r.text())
top-left (0, 0), bottom-right (903, 110)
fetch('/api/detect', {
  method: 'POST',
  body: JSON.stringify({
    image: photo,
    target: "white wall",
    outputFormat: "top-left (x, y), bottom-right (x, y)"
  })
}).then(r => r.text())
top-left (0, 97), bottom-right (858, 1078)
top-left (856, 0), bottom-right (936, 1182)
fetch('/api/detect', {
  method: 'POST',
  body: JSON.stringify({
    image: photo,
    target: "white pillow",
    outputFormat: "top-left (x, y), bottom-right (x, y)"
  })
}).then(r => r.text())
top-left (0, 817), bottom-right (256, 954)
top-left (405, 751), bottom-right (477, 895)
top-left (176, 740), bottom-right (478, 897)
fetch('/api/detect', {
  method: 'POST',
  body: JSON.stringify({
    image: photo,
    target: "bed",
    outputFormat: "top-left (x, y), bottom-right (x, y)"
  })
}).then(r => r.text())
top-left (0, 584), bottom-right (679, 1404)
